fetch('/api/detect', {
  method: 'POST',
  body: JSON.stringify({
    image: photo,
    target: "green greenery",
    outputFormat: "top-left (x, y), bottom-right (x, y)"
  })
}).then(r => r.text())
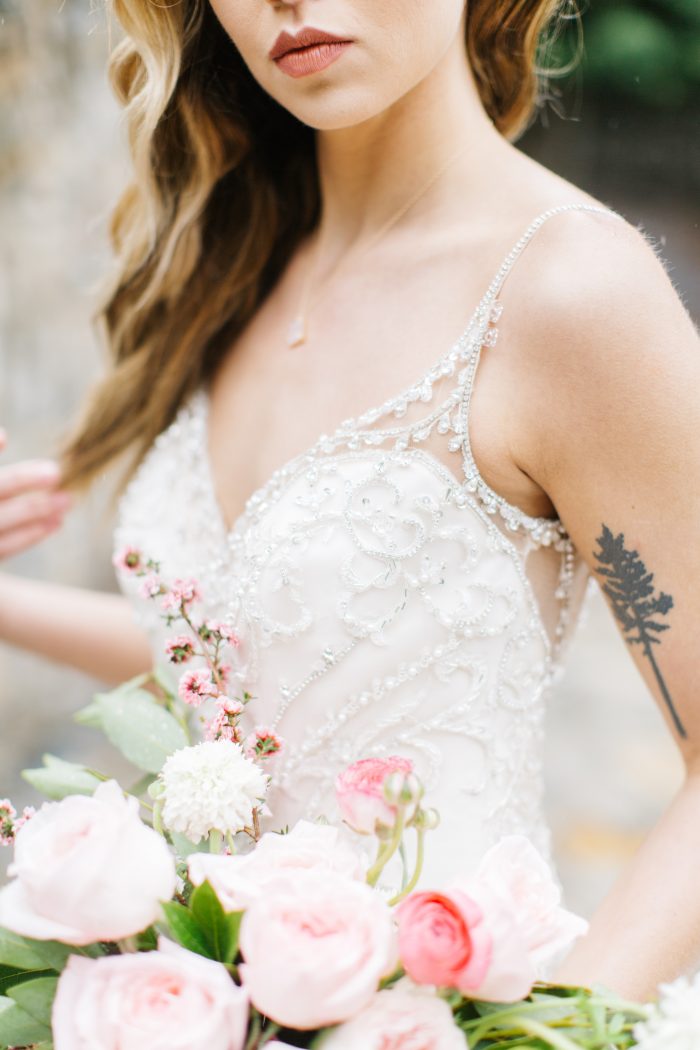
top-left (549, 0), bottom-right (700, 110)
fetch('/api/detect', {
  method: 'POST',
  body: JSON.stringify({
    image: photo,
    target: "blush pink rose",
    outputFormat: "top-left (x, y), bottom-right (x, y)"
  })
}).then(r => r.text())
top-left (52, 938), bottom-right (248, 1050)
top-left (239, 869), bottom-right (398, 1029)
top-left (317, 982), bottom-right (466, 1049)
top-left (189, 818), bottom-right (366, 911)
top-left (471, 834), bottom-right (589, 970)
top-left (453, 881), bottom-right (536, 1002)
top-left (335, 755), bottom-right (415, 835)
top-left (0, 780), bottom-right (176, 945)
top-left (395, 888), bottom-right (492, 992)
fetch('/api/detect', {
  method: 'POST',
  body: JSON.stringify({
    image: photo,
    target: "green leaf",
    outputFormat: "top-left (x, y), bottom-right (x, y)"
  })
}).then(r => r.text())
top-left (0, 928), bottom-right (102, 977)
top-left (0, 929), bottom-right (70, 973)
top-left (96, 689), bottom-right (187, 773)
top-left (151, 663), bottom-right (178, 702)
top-left (160, 903), bottom-right (213, 958)
top-left (8, 976), bottom-right (58, 1027)
top-left (22, 755), bottom-right (103, 801)
top-left (0, 964), bottom-right (54, 996)
top-left (168, 831), bottom-right (206, 858)
top-left (0, 995), bottom-right (51, 1046)
top-left (136, 927), bottom-right (158, 952)
top-left (74, 672), bottom-right (156, 728)
top-left (190, 881), bottom-right (242, 963)
top-left (128, 772), bottom-right (158, 798)
top-left (73, 697), bottom-right (104, 728)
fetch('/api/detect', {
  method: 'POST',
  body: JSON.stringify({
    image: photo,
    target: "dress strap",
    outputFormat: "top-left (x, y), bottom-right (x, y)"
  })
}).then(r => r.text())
top-left (482, 202), bottom-right (624, 303)
top-left (456, 202), bottom-right (624, 544)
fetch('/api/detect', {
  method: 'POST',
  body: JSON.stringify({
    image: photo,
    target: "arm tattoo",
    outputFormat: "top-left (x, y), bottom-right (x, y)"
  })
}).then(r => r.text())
top-left (592, 523), bottom-right (686, 739)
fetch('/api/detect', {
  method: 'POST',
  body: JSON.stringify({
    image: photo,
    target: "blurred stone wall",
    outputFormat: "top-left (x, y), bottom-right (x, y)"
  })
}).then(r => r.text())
top-left (0, 0), bottom-right (696, 912)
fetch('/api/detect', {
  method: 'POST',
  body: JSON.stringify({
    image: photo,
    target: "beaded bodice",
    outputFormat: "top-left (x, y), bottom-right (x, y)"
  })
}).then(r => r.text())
top-left (114, 203), bottom-right (619, 892)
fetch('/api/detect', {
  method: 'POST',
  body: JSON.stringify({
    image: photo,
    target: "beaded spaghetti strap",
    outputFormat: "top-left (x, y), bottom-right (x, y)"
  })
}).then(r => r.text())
top-left (483, 203), bottom-right (622, 301)
top-left (457, 202), bottom-right (624, 543)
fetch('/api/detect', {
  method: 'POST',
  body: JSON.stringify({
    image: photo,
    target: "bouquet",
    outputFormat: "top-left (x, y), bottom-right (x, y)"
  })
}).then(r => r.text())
top-left (0, 551), bottom-right (687, 1049)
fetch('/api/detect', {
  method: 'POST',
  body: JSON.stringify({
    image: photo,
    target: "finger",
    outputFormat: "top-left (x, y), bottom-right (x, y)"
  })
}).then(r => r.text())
top-left (0, 517), bottom-right (63, 560)
top-left (0, 460), bottom-right (64, 500)
top-left (0, 491), bottom-right (72, 534)
top-left (0, 429), bottom-right (6, 453)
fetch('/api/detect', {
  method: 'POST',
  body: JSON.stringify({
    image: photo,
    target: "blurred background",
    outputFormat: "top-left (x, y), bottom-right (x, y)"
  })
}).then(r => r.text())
top-left (0, 0), bottom-right (697, 912)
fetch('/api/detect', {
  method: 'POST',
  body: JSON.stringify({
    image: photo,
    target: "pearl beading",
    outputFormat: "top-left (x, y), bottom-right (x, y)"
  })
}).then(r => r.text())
top-left (113, 202), bottom-right (622, 881)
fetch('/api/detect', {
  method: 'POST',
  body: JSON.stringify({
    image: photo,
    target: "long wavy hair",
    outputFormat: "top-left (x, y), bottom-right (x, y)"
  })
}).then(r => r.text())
top-left (61, 0), bottom-right (580, 490)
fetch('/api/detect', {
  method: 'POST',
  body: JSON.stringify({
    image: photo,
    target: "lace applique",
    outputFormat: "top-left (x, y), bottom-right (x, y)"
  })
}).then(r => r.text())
top-left (114, 202), bottom-right (622, 888)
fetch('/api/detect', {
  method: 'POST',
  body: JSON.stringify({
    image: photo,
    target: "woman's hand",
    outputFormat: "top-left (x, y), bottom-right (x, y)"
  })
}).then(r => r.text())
top-left (0, 429), bottom-right (72, 559)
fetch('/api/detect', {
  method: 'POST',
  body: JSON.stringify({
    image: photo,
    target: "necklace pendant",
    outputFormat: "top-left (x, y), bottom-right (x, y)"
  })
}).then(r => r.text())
top-left (287, 315), bottom-right (306, 348)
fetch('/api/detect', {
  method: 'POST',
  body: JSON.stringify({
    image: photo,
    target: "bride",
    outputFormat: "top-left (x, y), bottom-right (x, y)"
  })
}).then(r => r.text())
top-left (1, 0), bottom-right (699, 1002)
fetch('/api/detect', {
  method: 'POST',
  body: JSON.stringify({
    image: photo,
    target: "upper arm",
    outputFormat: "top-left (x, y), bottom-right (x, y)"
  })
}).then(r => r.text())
top-left (504, 209), bottom-right (700, 762)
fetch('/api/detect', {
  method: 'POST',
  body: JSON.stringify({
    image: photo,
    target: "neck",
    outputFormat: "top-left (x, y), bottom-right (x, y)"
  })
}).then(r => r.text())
top-left (312, 29), bottom-right (509, 264)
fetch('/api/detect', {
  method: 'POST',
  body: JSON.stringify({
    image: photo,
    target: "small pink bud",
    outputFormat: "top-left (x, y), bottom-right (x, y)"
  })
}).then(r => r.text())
top-left (112, 546), bottom-right (143, 574)
top-left (165, 635), bottom-right (196, 665)
top-left (178, 669), bottom-right (218, 708)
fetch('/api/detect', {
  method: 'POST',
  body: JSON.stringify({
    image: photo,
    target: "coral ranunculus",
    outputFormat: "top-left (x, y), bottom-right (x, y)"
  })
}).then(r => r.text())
top-left (0, 780), bottom-right (175, 945)
top-left (334, 755), bottom-right (415, 835)
top-left (395, 888), bottom-right (493, 993)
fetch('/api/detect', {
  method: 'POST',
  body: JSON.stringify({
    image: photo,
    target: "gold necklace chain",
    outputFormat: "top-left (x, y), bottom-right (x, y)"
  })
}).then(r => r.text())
top-left (286, 143), bottom-right (470, 348)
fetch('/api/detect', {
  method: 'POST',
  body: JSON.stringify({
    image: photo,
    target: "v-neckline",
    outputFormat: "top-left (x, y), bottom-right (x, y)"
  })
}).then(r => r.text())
top-left (199, 290), bottom-right (492, 543)
top-left (196, 201), bottom-right (617, 543)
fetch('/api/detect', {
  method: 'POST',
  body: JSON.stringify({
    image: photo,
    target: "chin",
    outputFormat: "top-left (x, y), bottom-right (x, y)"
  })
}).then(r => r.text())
top-left (278, 86), bottom-right (400, 131)
top-left (261, 63), bottom-right (421, 132)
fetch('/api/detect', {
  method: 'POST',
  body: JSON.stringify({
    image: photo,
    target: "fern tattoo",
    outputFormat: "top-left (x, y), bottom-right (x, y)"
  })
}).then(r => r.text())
top-left (593, 524), bottom-right (686, 739)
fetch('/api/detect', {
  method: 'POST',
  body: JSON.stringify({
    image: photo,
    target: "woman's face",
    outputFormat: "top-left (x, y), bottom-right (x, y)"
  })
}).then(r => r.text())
top-left (208, 0), bottom-right (468, 130)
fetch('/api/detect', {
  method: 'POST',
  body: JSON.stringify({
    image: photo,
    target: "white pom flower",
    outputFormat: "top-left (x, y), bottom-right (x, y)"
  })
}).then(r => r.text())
top-left (633, 971), bottom-right (700, 1050)
top-left (159, 741), bottom-right (269, 843)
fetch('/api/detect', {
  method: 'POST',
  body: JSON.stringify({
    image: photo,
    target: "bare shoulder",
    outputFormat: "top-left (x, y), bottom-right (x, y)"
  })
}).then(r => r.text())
top-left (500, 203), bottom-right (699, 486)
top-left (508, 204), bottom-right (696, 368)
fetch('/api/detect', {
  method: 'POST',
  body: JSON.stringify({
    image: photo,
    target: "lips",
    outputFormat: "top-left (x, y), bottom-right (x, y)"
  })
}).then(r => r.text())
top-left (269, 26), bottom-right (353, 61)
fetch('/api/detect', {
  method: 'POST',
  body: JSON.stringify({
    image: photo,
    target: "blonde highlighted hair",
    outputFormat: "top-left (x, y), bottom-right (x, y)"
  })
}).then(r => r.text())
top-left (61, 0), bottom-right (579, 489)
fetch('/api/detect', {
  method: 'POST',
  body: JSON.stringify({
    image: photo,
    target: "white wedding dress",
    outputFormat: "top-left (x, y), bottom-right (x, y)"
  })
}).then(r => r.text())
top-left (115, 202), bottom-right (622, 898)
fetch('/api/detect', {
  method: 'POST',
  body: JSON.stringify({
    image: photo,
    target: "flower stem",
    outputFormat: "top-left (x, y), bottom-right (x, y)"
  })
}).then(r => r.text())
top-left (152, 801), bottom-right (164, 836)
top-left (511, 1018), bottom-right (587, 1050)
top-left (116, 936), bottom-right (138, 954)
top-left (388, 826), bottom-right (425, 906)
top-left (209, 829), bottom-right (223, 854)
top-left (366, 807), bottom-right (406, 887)
top-left (258, 1022), bottom-right (281, 1047)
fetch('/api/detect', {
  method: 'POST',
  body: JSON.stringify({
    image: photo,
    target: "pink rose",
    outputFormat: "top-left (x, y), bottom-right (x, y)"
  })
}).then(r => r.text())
top-left (317, 981), bottom-right (466, 1049)
top-left (395, 888), bottom-right (492, 992)
top-left (471, 835), bottom-right (589, 970)
top-left (335, 755), bottom-right (416, 835)
top-left (0, 781), bottom-right (176, 945)
top-left (452, 881), bottom-right (536, 1002)
top-left (190, 818), bottom-right (367, 911)
top-left (239, 869), bottom-right (398, 1029)
top-left (52, 938), bottom-right (248, 1050)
